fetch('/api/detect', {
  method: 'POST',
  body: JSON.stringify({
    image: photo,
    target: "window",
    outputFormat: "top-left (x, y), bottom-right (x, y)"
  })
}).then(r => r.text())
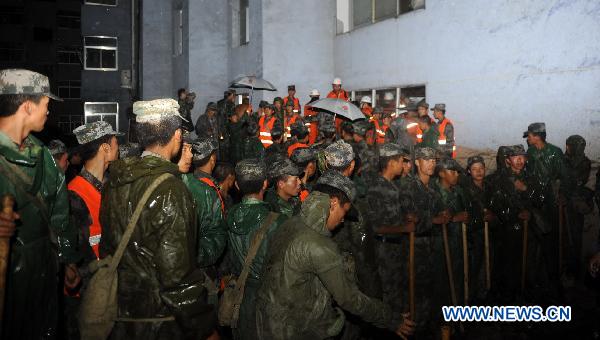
top-left (84, 102), bottom-right (119, 131)
top-left (57, 80), bottom-right (81, 99)
top-left (58, 114), bottom-right (84, 135)
top-left (338, 0), bottom-right (425, 33)
top-left (0, 42), bottom-right (24, 62)
top-left (351, 85), bottom-right (426, 114)
top-left (57, 10), bottom-right (80, 29)
top-left (33, 27), bottom-right (53, 42)
top-left (84, 0), bottom-right (117, 6)
top-left (84, 36), bottom-right (117, 71)
top-left (0, 6), bottom-right (24, 25)
top-left (239, 0), bottom-right (249, 45)
top-left (57, 46), bottom-right (81, 64)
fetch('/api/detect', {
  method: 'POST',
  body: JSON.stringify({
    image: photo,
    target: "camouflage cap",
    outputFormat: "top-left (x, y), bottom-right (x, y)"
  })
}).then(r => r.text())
top-left (290, 121), bottom-right (308, 136)
top-left (507, 144), bottom-right (527, 157)
top-left (287, 84), bottom-right (296, 91)
top-left (206, 102), bottom-right (218, 112)
top-left (0, 69), bottom-right (62, 101)
top-left (235, 158), bottom-right (266, 182)
top-left (341, 121), bottom-right (354, 134)
top-left (352, 120), bottom-right (371, 136)
top-left (133, 98), bottom-right (187, 123)
top-left (247, 120), bottom-right (259, 135)
top-left (378, 143), bottom-right (408, 158)
top-left (182, 130), bottom-right (195, 144)
top-left (273, 97), bottom-right (283, 104)
top-left (316, 170), bottom-right (357, 202)
top-left (270, 123), bottom-right (283, 137)
top-left (324, 140), bottom-right (355, 168)
top-left (436, 157), bottom-right (464, 173)
top-left (73, 121), bottom-right (124, 145)
top-left (47, 139), bottom-right (67, 156)
top-left (417, 100), bottom-right (429, 109)
top-left (467, 155), bottom-right (485, 169)
top-left (268, 157), bottom-right (302, 179)
top-left (522, 122), bottom-right (546, 138)
top-left (566, 134), bottom-right (586, 148)
top-left (119, 142), bottom-right (141, 159)
top-left (259, 100), bottom-right (269, 108)
top-left (414, 146), bottom-right (437, 160)
top-left (319, 119), bottom-right (337, 133)
top-left (191, 137), bottom-right (218, 161)
top-left (431, 103), bottom-right (446, 112)
top-left (290, 147), bottom-right (316, 164)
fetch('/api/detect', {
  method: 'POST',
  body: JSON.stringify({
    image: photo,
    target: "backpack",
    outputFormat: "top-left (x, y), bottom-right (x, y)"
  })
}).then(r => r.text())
top-left (218, 212), bottom-right (278, 328)
top-left (79, 174), bottom-right (172, 340)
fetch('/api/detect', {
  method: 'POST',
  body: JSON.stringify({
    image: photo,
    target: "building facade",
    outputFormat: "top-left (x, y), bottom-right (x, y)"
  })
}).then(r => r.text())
top-left (140, 0), bottom-right (600, 158)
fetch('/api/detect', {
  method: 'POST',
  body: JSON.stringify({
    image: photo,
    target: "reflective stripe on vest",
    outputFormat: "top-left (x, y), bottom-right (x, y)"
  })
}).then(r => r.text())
top-left (199, 177), bottom-right (225, 214)
top-left (68, 175), bottom-right (102, 260)
top-left (259, 115), bottom-right (276, 148)
top-left (438, 118), bottom-right (457, 158)
top-left (284, 115), bottom-right (298, 138)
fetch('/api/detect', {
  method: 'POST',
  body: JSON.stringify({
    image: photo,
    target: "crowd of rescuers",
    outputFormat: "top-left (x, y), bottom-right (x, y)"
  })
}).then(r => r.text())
top-left (0, 69), bottom-right (599, 340)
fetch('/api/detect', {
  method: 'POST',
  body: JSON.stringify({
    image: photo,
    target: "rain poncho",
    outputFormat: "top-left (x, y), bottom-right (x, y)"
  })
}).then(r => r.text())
top-left (0, 132), bottom-right (78, 339)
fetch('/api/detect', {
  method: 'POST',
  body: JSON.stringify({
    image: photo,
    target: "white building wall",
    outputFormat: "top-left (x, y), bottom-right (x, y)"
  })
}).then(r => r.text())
top-left (335, 0), bottom-right (600, 159)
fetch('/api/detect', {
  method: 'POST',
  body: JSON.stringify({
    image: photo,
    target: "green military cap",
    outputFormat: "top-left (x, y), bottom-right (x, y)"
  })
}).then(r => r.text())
top-left (417, 99), bottom-right (429, 109)
top-left (467, 155), bottom-right (485, 169)
top-left (436, 157), bottom-right (464, 174)
top-left (119, 142), bottom-right (141, 159)
top-left (273, 97), bottom-right (283, 104)
top-left (566, 135), bottom-right (586, 148)
top-left (522, 122), bottom-right (545, 138)
top-left (352, 120), bottom-right (370, 136)
top-left (325, 140), bottom-right (355, 168)
top-left (270, 123), bottom-right (283, 138)
top-left (235, 158), bottom-right (266, 182)
top-left (133, 98), bottom-right (188, 123)
top-left (414, 146), bottom-right (437, 160)
top-left (268, 157), bottom-right (302, 179)
top-left (290, 121), bottom-right (308, 136)
top-left (431, 103), bottom-right (446, 112)
top-left (47, 139), bottom-right (67, 156)
top-left (319, 119), bottom-right (336, 133)
top-left (259, 100), bottom-right (269, 108)
top-left (247, 120), bottom-right (259, 135)
top-left (378, 143), bottom-right (409, 158)
top-left (341, 121), bottom-right (354, 134)
top-left (191, 136), bottom-right (218, 161)
top-left (0, 68), bottom-right (62, 101)
top-left (73, 121), bottom-right (124, 145)
top-left (206, 102), bottom-right (218, 112)
top-left (507, 144), bottom-right (527, 157)
top-left (287, 84), bottom-right (296, 91)
top-left (316, 170), bottom-right (356, 202)
top-left (290, 147), bottom-right (316, 164)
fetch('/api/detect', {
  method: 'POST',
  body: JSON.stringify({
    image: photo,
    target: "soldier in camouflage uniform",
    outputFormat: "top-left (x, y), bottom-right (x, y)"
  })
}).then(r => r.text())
top-left (488, 145), bottom-right (534, 303)
top-left (460, 155), bottom-right (495, 303)
top-left (0, 69), bottom-right (81, 339)
top-left (242, 120), bottom-right (265, 162)
top-left (367, 143), bottom-right (417, 337)
top-left (118, 142), bottom-right (141, 159)
top-left (48, 139), bottom-right (69, 172)
top-left (290, 147), bottom-right (317, 202)
top-left (177, 88), bottom-right (196, 132)
top-left (264, 157), bottom-right (302, 217)
top-left (310, 114), bottom-right (337, 151)
top-left (256, 170), bottom-right (415, 339)
top-left (397, 147), bottom-right (451, 336)
top-left (264, 123), bottom-right (285, 163)
top-left (433, 158), bottom-right (470, 308)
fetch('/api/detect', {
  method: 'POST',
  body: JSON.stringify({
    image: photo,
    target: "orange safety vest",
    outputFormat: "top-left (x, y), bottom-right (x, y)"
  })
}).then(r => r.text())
top-left (327, 90), bottom-right (349, 134)
top-left (199, 177), bottom-right (225, 214)
top-left (67, 176), bottom-right (102, 260)
top-left (367, 120), bottom-right (388, 145)
top-left (299, 189), bottom-right (310, 202)
top-left (438, 118), bottom-right (457, 158)
top-left (259, 115), bottom-right (276, 148)
top-left (304, 104), bottom-right (318, 145)
top-left (287, 143), bottom-right (308, 157)
top-left (362, 106), bottom-right (373, 119)
top-left (284, 114), bottom-right (299, 139)
top-left (283, 96), bottom-right (301, 114)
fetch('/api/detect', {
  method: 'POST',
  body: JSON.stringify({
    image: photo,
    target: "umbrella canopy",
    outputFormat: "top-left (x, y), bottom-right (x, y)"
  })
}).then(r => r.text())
top-left (230, 75), bottom-right (277, 91)
top-left (308, 98), bottom-right (364, 121)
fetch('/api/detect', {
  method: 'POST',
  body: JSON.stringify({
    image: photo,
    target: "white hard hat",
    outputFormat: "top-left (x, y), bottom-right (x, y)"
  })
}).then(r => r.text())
top-left (360, 96), bottom-right (372, 104)
top-left (332, 77), bottom-right (342, 85)
top-left (310, 89), bottom-right (320, 97)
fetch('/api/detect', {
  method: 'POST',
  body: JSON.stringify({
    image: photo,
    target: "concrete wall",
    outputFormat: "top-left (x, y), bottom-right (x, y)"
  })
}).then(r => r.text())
top-left (188, 0), bottom-right (229, 123)
top-left (140, 0), bottom-right (173, 100)
top-left (335, 0), bottom-right (600, 159)
top-left (261, 0), bottom-right (336, 107)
